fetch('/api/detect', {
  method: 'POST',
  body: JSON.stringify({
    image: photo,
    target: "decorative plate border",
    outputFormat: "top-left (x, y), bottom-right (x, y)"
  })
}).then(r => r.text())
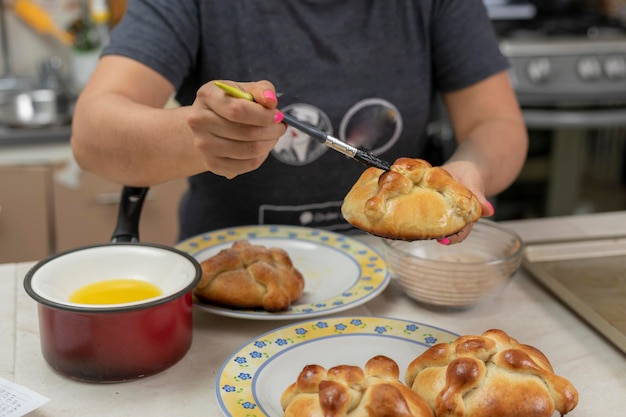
top-left (175, 225), bottom-right (390, 319)
top-left (216, 316), bottom-right (459, 417)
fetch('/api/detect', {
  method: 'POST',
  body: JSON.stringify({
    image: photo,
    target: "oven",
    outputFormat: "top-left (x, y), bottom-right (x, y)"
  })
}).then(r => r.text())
top-left (487, 0), bottom-right (626, 219)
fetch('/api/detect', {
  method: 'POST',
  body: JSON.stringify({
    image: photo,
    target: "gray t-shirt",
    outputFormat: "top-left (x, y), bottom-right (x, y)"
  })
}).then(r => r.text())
top-left (104, 0), bottom-right (508, 240)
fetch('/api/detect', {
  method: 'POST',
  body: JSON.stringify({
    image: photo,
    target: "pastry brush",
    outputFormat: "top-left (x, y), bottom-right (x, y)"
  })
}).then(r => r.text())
top-left (214, 81), bottom-right (391, 171)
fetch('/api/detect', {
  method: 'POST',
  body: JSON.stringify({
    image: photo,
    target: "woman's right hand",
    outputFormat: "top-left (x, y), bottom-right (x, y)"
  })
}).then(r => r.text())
top-left (187, 80), bottom-right (287, 179)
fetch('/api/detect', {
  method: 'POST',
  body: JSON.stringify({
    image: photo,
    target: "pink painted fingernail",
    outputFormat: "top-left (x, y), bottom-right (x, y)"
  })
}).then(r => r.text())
top-left (486, 201), bottom-right (495, 216)
top-left (437, 238), bottom-right (451, 245)
top-left (274, 111), bottom-right (284, 124)
top-left (263, 90), bottom-right (277, 102)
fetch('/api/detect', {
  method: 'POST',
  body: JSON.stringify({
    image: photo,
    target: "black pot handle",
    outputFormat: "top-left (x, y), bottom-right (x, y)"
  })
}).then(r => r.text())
top-left (111, 186), bottom-right (149, 243)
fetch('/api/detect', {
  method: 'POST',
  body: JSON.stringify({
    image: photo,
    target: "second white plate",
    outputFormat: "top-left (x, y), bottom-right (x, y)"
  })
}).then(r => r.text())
top-left (175, 225), bottom-right (390, 320)
top-left (216, 316), bottom-right (459, 417)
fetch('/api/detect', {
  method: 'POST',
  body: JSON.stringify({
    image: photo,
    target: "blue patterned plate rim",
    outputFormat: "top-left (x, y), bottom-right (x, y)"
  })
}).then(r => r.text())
top-left (215, 315), bottom-right (459, 417)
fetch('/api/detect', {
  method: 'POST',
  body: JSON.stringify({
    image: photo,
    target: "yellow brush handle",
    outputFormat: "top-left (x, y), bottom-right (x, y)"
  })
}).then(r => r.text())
top-left (214, 81), bottom-right (255, 102)
top-left (13, 0), bottom-right (74, 46)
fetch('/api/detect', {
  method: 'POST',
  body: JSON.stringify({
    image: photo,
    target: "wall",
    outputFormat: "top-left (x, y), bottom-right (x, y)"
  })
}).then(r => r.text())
top-left (0, 0), bottom-right (103, 90)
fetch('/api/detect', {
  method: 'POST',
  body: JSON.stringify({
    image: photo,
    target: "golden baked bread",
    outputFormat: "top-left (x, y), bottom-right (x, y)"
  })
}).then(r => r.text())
top-left (194, 240), bottom-right (304, 311)
top-left (281, 355), bottom-right (434, 417)
top-left (404, 329), bottom-right (578, 417)
top-left (341, 158), bottom-right (481, 240)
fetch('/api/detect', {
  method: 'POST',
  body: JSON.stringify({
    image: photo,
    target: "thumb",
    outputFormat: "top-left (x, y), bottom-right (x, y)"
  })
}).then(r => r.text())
top-left (478, 195), bottom-right (495, 218)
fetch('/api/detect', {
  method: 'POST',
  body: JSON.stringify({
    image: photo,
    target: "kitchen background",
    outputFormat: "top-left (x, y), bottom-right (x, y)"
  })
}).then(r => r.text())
top-left (441, 0), bottom-right (626, 220)
top-left (1, 0), bottom-right (626, 263)
top-left (0, 0), bottom-right (126, 86)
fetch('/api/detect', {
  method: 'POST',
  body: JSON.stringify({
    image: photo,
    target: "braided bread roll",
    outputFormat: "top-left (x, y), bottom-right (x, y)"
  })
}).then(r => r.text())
top-left (341, 158), bottom-right (481, 240)
top-left (405, 329), bottom-right (578, 417)
top-left (281, 355), bottom-right (434, 417)
top-left (194, 240), bottom-right (304, 311)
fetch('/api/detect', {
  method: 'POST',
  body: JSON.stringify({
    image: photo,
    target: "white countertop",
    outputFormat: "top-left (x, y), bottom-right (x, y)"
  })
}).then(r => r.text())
top-left (0, 125), bottom-right (72, 166)
top-left (2, 211), bottom-right (626, 416)
top-left (0, 143), bottom-right (72, 167)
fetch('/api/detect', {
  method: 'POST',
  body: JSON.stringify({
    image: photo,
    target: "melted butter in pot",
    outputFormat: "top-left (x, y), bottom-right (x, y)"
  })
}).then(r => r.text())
top-left (69, 279), bottom-right (162, 304)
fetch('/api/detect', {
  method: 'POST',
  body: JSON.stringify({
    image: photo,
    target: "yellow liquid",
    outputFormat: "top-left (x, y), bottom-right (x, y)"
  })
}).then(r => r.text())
top-left (69, 279), bottom-right (163, 304)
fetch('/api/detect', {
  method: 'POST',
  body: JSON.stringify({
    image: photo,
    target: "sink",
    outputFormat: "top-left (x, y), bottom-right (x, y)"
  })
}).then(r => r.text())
top-left (0, 124), bottom-right (72, 146)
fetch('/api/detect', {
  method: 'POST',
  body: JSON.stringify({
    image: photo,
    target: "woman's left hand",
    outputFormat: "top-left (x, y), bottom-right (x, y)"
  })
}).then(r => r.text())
top-left (438, 160), bottom-right (495, 245)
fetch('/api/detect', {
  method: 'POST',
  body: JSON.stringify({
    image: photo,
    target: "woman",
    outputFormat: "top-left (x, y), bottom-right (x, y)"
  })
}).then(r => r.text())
top-left (71, 0), bottom-right (528, 244)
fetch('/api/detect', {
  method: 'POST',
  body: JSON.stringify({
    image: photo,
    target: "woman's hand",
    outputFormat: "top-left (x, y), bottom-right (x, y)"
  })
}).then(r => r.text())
top-left (438, 160), bottom-right (495, 245)
top-left (438, 70), bottom-right (528, 245)
top-left (187, 80), bottom-right (287, 179)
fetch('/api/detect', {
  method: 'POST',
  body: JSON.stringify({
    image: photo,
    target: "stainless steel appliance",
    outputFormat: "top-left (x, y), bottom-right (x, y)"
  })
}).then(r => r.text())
top-left (488, 0), bottom-right (626, 218)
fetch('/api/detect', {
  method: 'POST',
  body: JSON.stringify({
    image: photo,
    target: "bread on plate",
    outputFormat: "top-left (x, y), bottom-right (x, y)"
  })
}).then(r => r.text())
top-left (281, 355), bottom-right (434, 417)
top-left (194, 240), bottom-right (304, 311)
top-left (404, 329), bottom-right (578, 417)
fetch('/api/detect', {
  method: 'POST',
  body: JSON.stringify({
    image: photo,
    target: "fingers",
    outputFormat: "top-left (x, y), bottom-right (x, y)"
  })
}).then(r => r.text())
top-left (194, 80), bottom-right (283, 127)
top-left (187, 80), bottom-right (287, 178)
top-left (481, 199), bottom-right (495, 218)
top-left (470, 188), bottom-right (495, 218)
top-left (437, 160), bottom-right (495, 244)
top-left (202, 154), bottom-right (273, 179)
top-left (437, 222), bottom-right (475, 245)
top-left (436, 198), bottom-right (494, 246)
top-left (239, 80), bottom-right (280, 109)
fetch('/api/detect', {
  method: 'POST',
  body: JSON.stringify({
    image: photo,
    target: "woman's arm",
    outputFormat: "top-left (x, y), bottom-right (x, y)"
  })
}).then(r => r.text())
top-left (71, 56), bottom-right (285, 186)
top-left (441, 70), bottom-right (529, 213)
top-left (435, 70), bottom-right (528, 244)
top-left (71, 56), bottom-right (201, 186)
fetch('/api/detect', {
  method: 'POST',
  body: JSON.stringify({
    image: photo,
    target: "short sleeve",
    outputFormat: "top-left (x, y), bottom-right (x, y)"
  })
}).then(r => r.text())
top-left (430, 0), bottom-right (509, 93)
top-left (102, 0), bottom-right (200, 89)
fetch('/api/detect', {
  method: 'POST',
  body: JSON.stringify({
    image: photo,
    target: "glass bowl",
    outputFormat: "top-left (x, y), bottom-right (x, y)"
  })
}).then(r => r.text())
top-left (381, 219), bottom-right (524, 310)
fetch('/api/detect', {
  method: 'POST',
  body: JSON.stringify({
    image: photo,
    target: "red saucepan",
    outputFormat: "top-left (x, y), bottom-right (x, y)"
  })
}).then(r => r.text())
top-left (24, 186), bottom-right (202, 383)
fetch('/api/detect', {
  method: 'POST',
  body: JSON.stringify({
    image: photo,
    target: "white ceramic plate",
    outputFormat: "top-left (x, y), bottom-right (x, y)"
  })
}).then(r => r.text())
top-left (215, 316), bottom-right (459, 417)
top-left (175, 225), bottom-right (390, 320)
